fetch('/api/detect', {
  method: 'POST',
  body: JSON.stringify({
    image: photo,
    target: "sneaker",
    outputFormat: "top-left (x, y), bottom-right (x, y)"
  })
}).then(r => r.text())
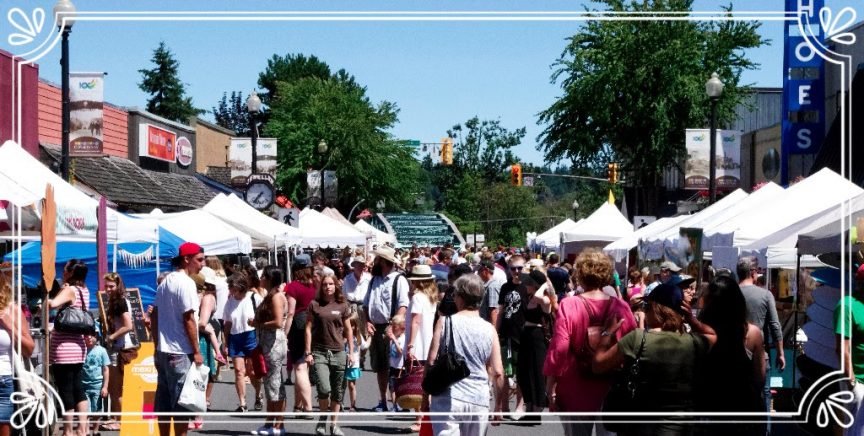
top-left (315, 421), bottom-right (328, 435)
top-left (235, 405), bottom-right (248, 413)
top-left (331, 425), bottom-right (344, 436)
top-left (252, 425), bottom-right (270, 435)
top-left (372, 401), bottom-right (388, 412)
top-left (254, 399), bottom-right (264, 411)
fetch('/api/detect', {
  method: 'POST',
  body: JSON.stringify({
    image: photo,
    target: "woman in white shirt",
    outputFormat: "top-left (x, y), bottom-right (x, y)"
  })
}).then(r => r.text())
top-left (404, 264), bottom-right (439, 432)
top-left (221, 272), bottom-right (263, 412)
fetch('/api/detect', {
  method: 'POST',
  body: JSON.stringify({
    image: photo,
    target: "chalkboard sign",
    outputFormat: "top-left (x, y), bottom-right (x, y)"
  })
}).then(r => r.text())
top-left (97, 288), bottom-right (151, 348)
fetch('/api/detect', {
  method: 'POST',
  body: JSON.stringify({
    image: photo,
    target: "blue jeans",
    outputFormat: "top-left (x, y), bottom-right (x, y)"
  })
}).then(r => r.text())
top-left (154, 351), bottom-right (192, 413)
top-left (0, 375), bottom-right (14, 423)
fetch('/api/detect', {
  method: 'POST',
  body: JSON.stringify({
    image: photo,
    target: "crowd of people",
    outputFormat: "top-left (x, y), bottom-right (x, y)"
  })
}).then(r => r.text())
top-left (0, 240), bottom-right (791, 436)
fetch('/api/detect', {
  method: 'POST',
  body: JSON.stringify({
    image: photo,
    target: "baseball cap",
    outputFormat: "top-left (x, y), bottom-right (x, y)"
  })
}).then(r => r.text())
top-left (646, 283), bottom-right (683, 312)
top-left (668, 274), bottom-right (696, 289)
top-left (660, 261), bottom-right (682, 272)
top-left (292, 253), bottom-right (311, 269)
top-left (857, 264), bottom-right (864, 281)
top-left (178, 242), bottom-right (203, 257)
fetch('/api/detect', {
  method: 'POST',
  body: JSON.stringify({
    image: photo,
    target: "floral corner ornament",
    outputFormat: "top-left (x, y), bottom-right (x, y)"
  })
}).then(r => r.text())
top-left (818, 6), bottom-right (857, 46)
top-left (7, 7), bottom-right (46, 46)
top-left (817, 389), bottom-right (854, 429)
top-left (11, 369), bottom-right (62, 431)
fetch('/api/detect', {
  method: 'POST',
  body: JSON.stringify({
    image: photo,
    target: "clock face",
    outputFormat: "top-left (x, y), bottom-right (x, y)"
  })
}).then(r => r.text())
top-left (245, 181), bottom-right (274, 210)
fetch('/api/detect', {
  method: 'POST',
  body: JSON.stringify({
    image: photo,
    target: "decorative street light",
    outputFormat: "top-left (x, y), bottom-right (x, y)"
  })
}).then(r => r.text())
top-left (316, 139), bottom-right (328, 210)
top-left (572, 199), bottom-right (580, 218)
top-left (245, 90), bottom-right (262, 174)
top-left (318, 139), bottom-right (328, 155)
top-left (705, 72), bottom-right (725, 205)
top-left (54, 0), bottom-right (75, 181)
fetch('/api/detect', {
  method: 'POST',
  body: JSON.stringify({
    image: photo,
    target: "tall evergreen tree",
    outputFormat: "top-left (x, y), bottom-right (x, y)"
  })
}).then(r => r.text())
top-left (212, 91), bottom-right (251, 136)
top-left (138, 42), bottom-right (202, 123)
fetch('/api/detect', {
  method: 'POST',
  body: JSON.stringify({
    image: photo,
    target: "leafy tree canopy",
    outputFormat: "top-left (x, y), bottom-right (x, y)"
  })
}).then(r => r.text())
top-left (537, 0), bottom-right (767, 214)
top-left (448, 117), bottom-right (524, 183)
top-left (138, 42), bottom-right (203, 123)
top-left (212, 91), bottom-right (251, 136)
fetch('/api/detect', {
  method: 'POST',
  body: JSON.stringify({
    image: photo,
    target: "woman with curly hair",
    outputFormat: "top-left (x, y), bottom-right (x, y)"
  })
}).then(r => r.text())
top-left (0, 267), bottom-right (35, 436)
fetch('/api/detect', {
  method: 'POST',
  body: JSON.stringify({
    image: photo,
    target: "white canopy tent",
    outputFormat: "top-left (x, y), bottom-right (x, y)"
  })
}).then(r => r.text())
top-left (203, 193), bottom-right (301, 249)
top-left (299, 207), bottom-right (368, 248)
top-left (639, 189), bottom-right (750, 260)
top-left (562, 202), bottom-right (633, 243)
top-left (132, 209), bottom-right (252, 256)
top-left (603, 215), bottom-right (689, 262)
top-left (354, 219), bottom-right (397, 245)
top-left (534, 218), bottom-right (582, 252)
top-left (0, 140), bottom-right (159, 243)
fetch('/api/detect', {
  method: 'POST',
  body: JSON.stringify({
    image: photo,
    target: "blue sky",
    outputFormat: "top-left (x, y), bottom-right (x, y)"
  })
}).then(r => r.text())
top-left (3, 0), bottom-right (861, 165)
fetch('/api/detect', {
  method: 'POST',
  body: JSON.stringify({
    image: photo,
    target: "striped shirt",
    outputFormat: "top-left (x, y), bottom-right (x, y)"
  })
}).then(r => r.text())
top-left (50, 286), bottom-right (89, 364)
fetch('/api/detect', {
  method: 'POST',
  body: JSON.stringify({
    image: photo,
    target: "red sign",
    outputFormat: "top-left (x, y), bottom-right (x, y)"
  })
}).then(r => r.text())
top-left (176, 136), bottom-right (193, 167)
top-left (139, 124), bottom-right (176, 162)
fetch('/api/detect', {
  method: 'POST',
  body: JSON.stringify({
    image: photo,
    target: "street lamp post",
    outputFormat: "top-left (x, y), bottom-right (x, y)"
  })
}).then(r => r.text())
top-left (705, 72), bottom-right (724, 205)
top-left (317, 139), bottom-right (328, 210)
top-left (246, 90), bottom-right (262, 174)
top-left (571, 199), bottom-right (579, 219)
top-left (54, 0), bottom-right (75, 181)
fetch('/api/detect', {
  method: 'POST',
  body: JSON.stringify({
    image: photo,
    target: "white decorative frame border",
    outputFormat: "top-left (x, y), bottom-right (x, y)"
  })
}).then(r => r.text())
top-left (1, 2), bottom-right (859, 431)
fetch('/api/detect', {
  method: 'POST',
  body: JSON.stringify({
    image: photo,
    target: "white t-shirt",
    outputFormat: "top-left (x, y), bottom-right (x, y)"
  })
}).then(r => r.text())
top-left (222, 291), bottom-right (262, 335)
top-left (404, 293), bottom-right (436, 360)
top-left (347, 335), bottom-right (371, 369)
top-left (389, 333), bottom-right (406, 369)
top-left (213, 276), bottom-right (230, 321)
top-left (154, 271), bottom-right (199, 354)
top-left (343, 272), bottom-right (371, 304)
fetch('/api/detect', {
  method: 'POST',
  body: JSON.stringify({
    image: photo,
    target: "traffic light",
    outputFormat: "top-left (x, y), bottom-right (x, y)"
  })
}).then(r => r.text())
top-left (511, 163), bottom-right (522, 186)
top-left (440, 137), bottom-right (454, 165)
top-left (607, 162), bottom-right (619, 184)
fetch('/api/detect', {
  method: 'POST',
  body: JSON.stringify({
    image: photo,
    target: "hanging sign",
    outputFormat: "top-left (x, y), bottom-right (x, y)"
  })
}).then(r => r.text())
top-left (69, 72), bottom-right (105, 156)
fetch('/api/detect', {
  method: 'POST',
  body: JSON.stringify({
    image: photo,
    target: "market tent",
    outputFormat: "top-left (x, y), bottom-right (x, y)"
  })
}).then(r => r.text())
top-left (708, 169), bottom-right (864, 248)
top-left (0, 140), bottom-right (158, 243)
top-left (534, 218), bottom-right (582, 252)
top-left (3, 226), bottom-right (183, 308)
top-left (132, 209), bottom-right (252, 256)
top-left (603, 215), bottom-right (689, 262)
top-left (354, 219), bottom-right (397, 245)
top-left (203, 193), bottom-right (301, 249)
top-left (562, 202), bottom-right (633, 243)
top-left (322, 208), bottom-right (355, 229)
top-left (299, 208), bottom-right (368, 248)
top-left (639, 189), bottom-right (750, 259)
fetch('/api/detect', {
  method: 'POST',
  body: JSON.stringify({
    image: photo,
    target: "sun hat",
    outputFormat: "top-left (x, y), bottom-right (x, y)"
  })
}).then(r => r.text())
top-left (660, 261), bottom-right (682, 272)
top-left (201, 266), bottom-right (218, 286)
top-left (372, 245), bottom-right (400, 264)
top-left (350, 255), bottom-right (367, 267)
top-left (408, 264), bottom-right (434, 281)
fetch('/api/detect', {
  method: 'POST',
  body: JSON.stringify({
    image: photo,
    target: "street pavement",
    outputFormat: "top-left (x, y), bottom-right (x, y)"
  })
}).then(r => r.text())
top-left (99, 364), bottom-right (564, 435)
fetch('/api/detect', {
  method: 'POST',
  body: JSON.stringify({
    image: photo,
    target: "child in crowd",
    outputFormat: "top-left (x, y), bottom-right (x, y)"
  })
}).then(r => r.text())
top-left (344, 311), bottom-right (370, 412)
top-left (386, 314), bottom-right (406, 412)
top-left (82, 334), bottom-right (110, 433)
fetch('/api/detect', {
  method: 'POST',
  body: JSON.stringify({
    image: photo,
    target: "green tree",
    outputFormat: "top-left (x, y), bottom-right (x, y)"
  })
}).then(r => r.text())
top-left (211, 91), bottom-right (250, 136)
top-left (137, 42), bottom-right (202, 123)
top-left (537, 0), bottom-right (767, 214)
top-left (265, 76), bottom-right (419, 212)
top-left (448, 117), bottom-right (525, 182)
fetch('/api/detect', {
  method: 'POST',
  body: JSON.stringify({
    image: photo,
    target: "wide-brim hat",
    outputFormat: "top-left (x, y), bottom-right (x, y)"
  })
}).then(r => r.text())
top-left (372, 246), bottom-right (399, 264)
top-left (660, 261), bottom-right (682, 272)
top-left (408, 264), bottom-right (434, 281)
top-left (350, 255), bottom-right (367, 267)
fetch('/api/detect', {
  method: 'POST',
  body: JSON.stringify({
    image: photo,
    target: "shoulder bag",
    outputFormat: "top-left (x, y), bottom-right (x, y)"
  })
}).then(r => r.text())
top-left (54, 286), bottom-right (96, 335)
top-left (421, 316), bottom-right (469, 396)
top-left (601, 329), bottom-right (647, 433)
top-left (576, 296), bottom-right (614, 376)
top-left (246, 292), bottom-right (268, 378)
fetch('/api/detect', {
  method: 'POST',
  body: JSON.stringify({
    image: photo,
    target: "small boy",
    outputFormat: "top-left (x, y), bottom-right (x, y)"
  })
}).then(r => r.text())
top-left (386, 314), bottom-right (406, 412)
top-left (82, 334), bottom-right (110, 433)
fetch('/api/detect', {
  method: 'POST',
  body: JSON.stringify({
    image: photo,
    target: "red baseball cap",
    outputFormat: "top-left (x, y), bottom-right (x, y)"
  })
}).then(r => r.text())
top-left (856, 264), bottom-right (864, 281)
top-left (178, 242), bottom-right (203, 257)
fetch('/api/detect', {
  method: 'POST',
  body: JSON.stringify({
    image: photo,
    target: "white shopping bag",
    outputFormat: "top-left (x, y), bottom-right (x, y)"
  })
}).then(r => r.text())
top-left (177, 364), bottom-right (209, 412)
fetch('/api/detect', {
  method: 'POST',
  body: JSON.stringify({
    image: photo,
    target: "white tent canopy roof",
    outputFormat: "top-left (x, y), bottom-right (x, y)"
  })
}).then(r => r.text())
top-left (562, 202), bottom-right (633, 243)
top-left (354, 219), bottom-right (396, 245)
top-left (299, 207), bottom-right (368, 248)
top-left (603, 215), bottom-right (689, 262)
top-left (0, 140), bottom-right (159, 243)
top-left (535, 218), bottom-right (581, 250)
top-left (203, 193), bottom-right (301, 249)
top-left (132, 209), bottom-right (252, 255)
top-left (708, 168), bottom-right (864, 248)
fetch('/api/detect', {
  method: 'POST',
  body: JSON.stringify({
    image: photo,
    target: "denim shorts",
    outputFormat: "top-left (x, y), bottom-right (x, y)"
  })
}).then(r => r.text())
top-left (0, 375), bottom-right (14, 423)
top-left (85, 386), bottom-right (104, 413)
top-left (153, 351), bottom-right (192, 413)
top-left (228, 330), bottom-right (257, 357)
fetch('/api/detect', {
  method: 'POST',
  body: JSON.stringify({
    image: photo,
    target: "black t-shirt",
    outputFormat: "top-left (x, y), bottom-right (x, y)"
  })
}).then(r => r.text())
top-left (497, 281), bottom-right (525, 341)
top-left (438, 285), bottom-right (457, 317)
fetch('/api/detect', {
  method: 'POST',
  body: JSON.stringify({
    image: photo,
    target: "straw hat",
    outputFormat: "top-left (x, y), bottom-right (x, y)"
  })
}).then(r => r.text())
top-left (372, 245), bottom-right (399, 264)
top-left (407, 264), bottom-right (434, 281)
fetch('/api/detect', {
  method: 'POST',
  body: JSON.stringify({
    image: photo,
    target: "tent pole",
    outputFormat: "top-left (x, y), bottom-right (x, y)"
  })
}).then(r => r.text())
top-left (793, 252), bottom-right (800, 391)
top-left (113, 241), bottom-right (118, 272)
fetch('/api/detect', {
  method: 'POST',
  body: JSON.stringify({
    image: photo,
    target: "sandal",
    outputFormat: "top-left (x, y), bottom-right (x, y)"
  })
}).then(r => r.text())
top-left (409, 423), bottom-right (422, 433)
top-left (99, 422), bottom-right (121, 431)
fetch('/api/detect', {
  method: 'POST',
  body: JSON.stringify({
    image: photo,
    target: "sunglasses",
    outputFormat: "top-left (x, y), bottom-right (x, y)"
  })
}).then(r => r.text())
top-left (510, 266), bottom-right (524, 272)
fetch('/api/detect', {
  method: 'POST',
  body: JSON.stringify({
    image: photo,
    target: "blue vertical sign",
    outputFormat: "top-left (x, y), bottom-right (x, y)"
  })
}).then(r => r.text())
top-left (781, 0), bottom-right (825, 185)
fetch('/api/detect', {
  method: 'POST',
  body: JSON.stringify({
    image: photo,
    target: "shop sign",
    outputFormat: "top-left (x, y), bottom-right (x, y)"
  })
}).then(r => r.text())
top-left (175, 136), bottom-right (193, 167)
top-left (139, 124), bottom-right (176, 163)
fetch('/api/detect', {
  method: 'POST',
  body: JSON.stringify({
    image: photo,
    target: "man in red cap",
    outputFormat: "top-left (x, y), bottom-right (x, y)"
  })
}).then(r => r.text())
top-left (152, 242), bottom-right (205, 436)
top-left (835, 264), bottom-right (864, 435)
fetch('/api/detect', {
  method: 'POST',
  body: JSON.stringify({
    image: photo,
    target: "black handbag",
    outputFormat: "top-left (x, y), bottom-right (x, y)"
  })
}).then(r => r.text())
top-left (54, 286), bottom-right (96, 335)
top-left (601, 329), bottom-right (647, 433)
top-left (422, 316), bottom-right (470, 396)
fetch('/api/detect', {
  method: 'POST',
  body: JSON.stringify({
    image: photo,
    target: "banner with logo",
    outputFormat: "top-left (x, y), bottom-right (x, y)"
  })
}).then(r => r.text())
top-left (69, 72), bottom-right (105, 156)
top-left (228, 138), bottom-right (278, 185)
top-left (323, 170), bottom-right (338, 207)
top-left (138, 124), bottom-right (176, 162)
top-left (684, 129), bottom-right (741, 190)
top-left (307, 170), bottom-right (322, 208)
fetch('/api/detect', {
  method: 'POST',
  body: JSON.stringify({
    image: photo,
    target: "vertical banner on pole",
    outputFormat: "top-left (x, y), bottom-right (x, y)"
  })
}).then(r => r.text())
top-left (323, 170), bottom-right (338, 207)
top-left (69, 72), bottom-right (105, 156)
top-left (307, 170), bottom-right (322, 208)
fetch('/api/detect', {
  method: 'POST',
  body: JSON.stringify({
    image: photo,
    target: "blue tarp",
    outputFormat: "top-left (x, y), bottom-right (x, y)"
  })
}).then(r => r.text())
top-left (3, 227), bottom-right (184, 309)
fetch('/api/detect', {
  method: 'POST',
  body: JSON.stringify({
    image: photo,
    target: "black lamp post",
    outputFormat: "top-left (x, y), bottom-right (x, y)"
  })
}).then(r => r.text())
top-left (54, 0), bottom-right (75, 181)
top-left (317, 139), bottom-right (328, 210)
top-left (246, 90), bottom-right (262, 174)
top-left (705, 72), bottom-right (724, 205)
